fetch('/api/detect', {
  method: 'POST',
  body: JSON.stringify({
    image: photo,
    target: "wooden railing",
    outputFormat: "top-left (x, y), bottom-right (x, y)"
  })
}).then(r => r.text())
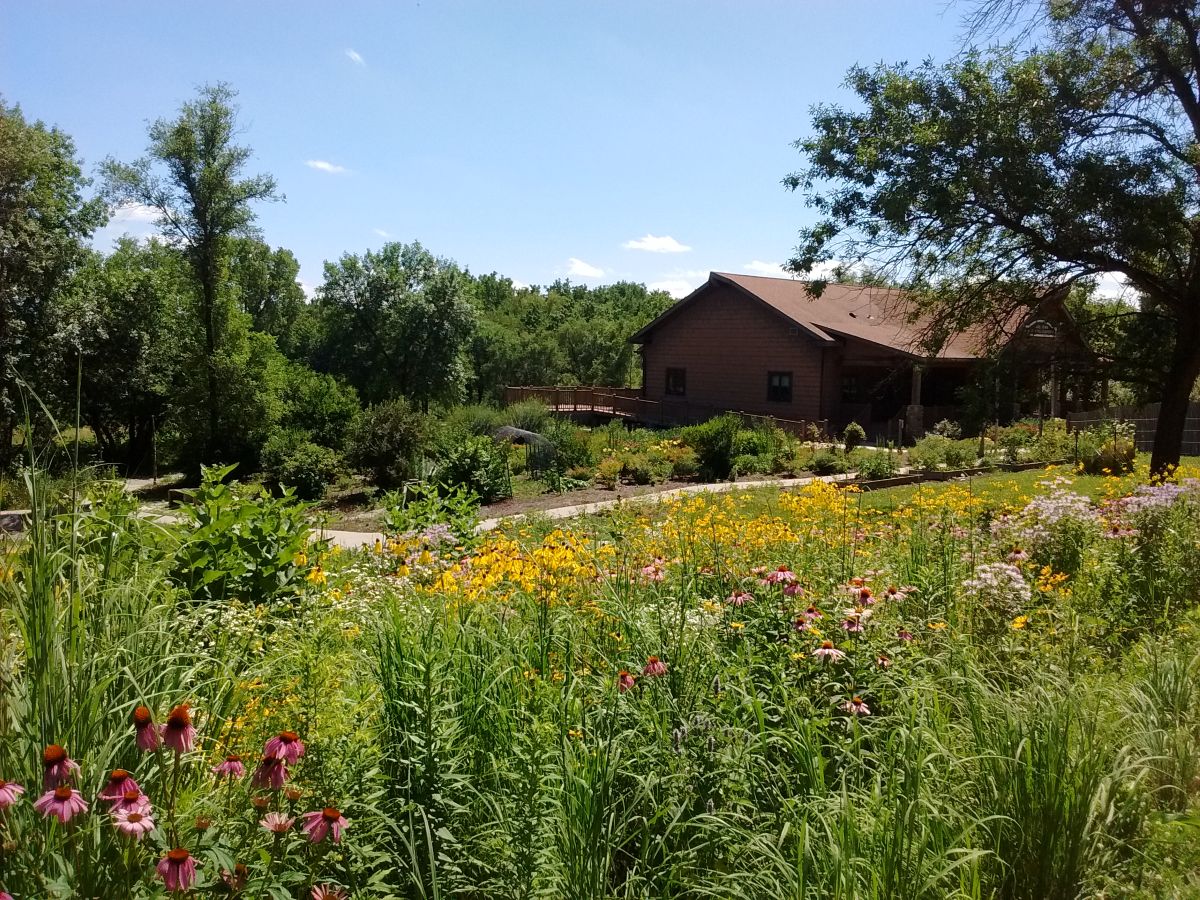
top-left (1067, 402), bottom-right (1200, 455)
top-left (503, 386), bottom-right (828, 437)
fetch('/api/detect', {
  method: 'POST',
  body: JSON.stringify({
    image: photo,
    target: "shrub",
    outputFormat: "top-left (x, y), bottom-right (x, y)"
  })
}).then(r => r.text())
top-left (843, 421), bottom-right (866, 453)
top-left (621, 451), bottom-right (673, 485)
top-left (172, 463), bottom-right (318, 605)
top-left (732, 427), bottom-right (772, 459)
top-left (1030, 418), bottom-right (1072, 462)
top-left (280, 364), bottom-right (360, 450)
top-left (943, 439), bottom-right (980, 470)
top-left (855, 451), bottom-right (897, 480)
top-left (444, 403), bottom-right (505, 438)
top-left (810, 450), bottom-right (848, 475)
top-left (504, 400), bottom-right (552, 433)
top-left (682, 414), bottom-right (741, 480)
top-left (383, 481), bottom-right (479, 543)
top-left (732, 453), bottom-right (773, 477)
top-left (665, 445), bottom-right (699, 479)
top-left (263, 432), bottom-right (343, 501)
top-left (543, 418), bottom-right (595, 475)
top-left (910, 435), bottom-right (949, 472)
top-left (346, 399), bottom-right (428, 489)
top-left (932, 418), bottom-right (962, 440)
top-left (596, 455), bottom-right (622, 489)
top-left (1079, 422), bottom-right (1136, 475)
top-left (437, 436), bottom-right (512, 503)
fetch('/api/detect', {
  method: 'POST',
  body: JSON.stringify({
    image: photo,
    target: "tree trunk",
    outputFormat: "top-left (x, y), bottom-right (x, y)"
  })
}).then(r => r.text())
top-left (1150, 339), bottom-right (1200, 476)
top-left (200, 249), bottom-right (220, 465)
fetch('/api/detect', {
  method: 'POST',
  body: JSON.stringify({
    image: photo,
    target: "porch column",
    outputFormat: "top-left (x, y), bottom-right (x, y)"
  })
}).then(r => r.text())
top-left (904, 364), bottom-right (926, 440)
top-left (910, 364), bottom-right (923, 406)
top-left (1049, 364), bottom-right (1060, 419)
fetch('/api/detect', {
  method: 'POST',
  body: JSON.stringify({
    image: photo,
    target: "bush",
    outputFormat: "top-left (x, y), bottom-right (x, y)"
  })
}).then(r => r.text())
top-left (855, 451), bottom-right (898, 479)
top-left (910, 435), bottom-right (949, 471)
top-left (280, 364), bottom-right (360, 450)
top-left (172, 463), bottom-right (318, 605)
top-left (262, 430), bottom-right (343, 500)
top-left (504, 400), bottom-right (552, 433)
top-left (932, 418), bottom-right (962, 440)
top-left (1079, 422), bottom-right (1136, 475)
top-left (665, 445), bottom-right (699, 479)
top-left (346, 399), bottom-right (428, 489)
top-left (843, 421), bottom-right (867, 453)
top-left (595, 455), bottom-right (622, 489)
top-left (542, 419), bottom-right (595, 475)
top-left (444, 403), bottom-right (505, 438)
top-left (437, 436), bottom-right (512, 503)
top-left (732, 427), bottom-right (772, 459)
top-left (810, 450), bottom-right (848, 475)
top-left (682, 414), bottom-right (741, 480)
top-left (944, 439), bottom-right (980, 469)
top-left (732, 453), bottom-right (773, 477)
top-left (1030, 418), bottom-right (1072, 462)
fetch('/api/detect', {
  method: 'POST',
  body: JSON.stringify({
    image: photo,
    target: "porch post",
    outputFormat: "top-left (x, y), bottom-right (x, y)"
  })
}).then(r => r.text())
top-left (904, 364), bottom-right (925, 440)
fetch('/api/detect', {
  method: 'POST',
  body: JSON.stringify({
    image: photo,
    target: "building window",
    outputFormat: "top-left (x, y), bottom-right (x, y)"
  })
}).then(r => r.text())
top-left (841, 374), bottom-right (860, 403)
top-left (767, 371), bottom-right (792, 403)
top-left (665, 367), bottom-right (686, 397)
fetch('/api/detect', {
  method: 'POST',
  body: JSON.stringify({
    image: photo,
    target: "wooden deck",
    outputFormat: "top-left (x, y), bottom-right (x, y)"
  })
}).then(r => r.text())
top-left (504, 386), bottom-right (828, 437)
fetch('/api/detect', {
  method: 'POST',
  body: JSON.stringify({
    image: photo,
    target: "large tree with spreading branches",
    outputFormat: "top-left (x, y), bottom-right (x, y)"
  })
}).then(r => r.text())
top-left (787, 0), bottom-right (1200, 474)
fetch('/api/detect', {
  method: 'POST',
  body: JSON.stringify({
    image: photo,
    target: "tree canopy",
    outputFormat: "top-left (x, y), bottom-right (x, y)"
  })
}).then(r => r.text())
top-left (787, 0), bottom-right (1200, 472)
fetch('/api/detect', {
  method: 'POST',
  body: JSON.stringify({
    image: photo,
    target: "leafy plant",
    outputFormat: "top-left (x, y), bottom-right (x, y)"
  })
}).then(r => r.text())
top-left (842, 421), bottom-right (866, 453)
top-left (383, 480), bottom-right (480, 542)
top-left (346, 398), bottom-right (428, 489)
top-left (855, 450), bottom-right (897, 479)
top-left (810, 449), bottom-right (848, 475)
top-left (682, 414), bottom-right (741, 480)
top-left (437, 435), bottom-right (512, 504)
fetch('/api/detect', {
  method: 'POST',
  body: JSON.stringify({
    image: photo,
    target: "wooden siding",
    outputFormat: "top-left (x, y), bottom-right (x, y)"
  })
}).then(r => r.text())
top-left (639, 284), bottom-right (826, 420)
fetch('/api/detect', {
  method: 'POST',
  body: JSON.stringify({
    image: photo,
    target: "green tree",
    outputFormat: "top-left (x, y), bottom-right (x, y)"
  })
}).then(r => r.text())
top-left (227, 237), bottom-right (307, 343)
top-left (787, 1), bottom-right (1200, 473)
top-left (102, 83), bottom-right (280, 465)
top-left (0, 98), bottom-right (104, 466)
top-left (314, 241), bottom-right (476, 409)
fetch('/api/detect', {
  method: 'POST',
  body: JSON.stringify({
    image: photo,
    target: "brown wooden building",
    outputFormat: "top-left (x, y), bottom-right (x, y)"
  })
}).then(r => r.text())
top-left (631, 272), bottom-right (1094, 438)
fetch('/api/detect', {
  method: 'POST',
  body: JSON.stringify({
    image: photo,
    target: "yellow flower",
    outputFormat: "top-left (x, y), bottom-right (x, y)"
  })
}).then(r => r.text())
top-left (306, 567), bottom-right (327, 586)
top-left (927, 621), bottom-right (947, 631)
top-left (568, 728), bottom-right (583, 740)
top-left (730, 621), bottom-right (745, 631)
top-left (1011, 615), bottom-right (1029, 630)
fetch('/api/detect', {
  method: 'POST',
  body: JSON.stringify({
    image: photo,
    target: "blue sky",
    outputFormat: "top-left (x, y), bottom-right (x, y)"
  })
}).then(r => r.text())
top-left (2, 1), bottom-right (973, 297)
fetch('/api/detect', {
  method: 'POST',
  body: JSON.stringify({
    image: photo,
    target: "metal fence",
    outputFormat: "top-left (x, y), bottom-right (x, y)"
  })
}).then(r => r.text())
top-left (1066, 403), bottom-right (1200, 454)
top-left (503, 385), bottom-right (829, 438)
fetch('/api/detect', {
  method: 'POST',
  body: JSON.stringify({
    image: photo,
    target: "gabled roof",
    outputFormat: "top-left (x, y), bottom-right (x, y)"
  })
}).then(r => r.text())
top-left (631, 272), bottom-right (1018, 360)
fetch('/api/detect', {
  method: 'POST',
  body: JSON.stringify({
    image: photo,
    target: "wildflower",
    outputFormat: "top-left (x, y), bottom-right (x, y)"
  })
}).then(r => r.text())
top-left (884, 586), bottom-right (905, 602)
top-left (875, 653), bottom-right (892, 668)
top-left (260, 811), bottom-right (295, 833)
top-left (285, 787), bottom-right (303, 802)
top-left (1011, 615), bottom-right (1029, 630)
top-left (783, 582), bottom-right (804, 597)
top-left (110, 788), bottom-right (151, 814)
top-left (729, 621), bottom-right (745, 631)
top-left (252, 757), bottom-right (289, 790)
top-left (841, 696), bottom-right (871, 716)
top-left (34, 786), bottom-right (88, 823)
top-left (313, 886), bottom-right (350, 900)
top-left (640, 559), bottom-right (665, 582)
top-left (617, 671), bottom-right (636, 693)
top-left (263, 731), bottom-right (306, 765)
top-left (856, 587), bottom-right (875, 605)
top-left (212, 755), bottom-right (245, 778)
top-left (897, 628), bottom-right (915, 642)
top-left (764, 566), bottom-right (796, 585)
top-left (0, 781), bottom-right (24, 809)
top-left (307, 567), bottom-right (327, 586)
top-left (0, 892), bottom-right (11, 900)
top-left (301, 807), bottom-right (348, 844)
top-left (132, 706), bottom-right (161, 752)
top-left (99, 770), bottom-right (140, 803)
top-left (812, 641), bottom-right (846, 662)
top-left (251, 795), bottom-right (272, 810)
top-left (41, 745), bottom-right (79, 790)
top-left (162, 705), bottom-right (196, 754)
top-left (928, 621), bottom-right (948, 631)
top-left (567, 728), bottom-right (583, 740)
top-left (195, 815), bottom-right (211, 831)
top-left (802, 605), bottom-right (823, 621)
top-left (222, 864), bottom-right (249, 892)
top-left (1007, 547), bottom-right (1029, 563)
top-left (642, 656), bottom-right (668, 677)
top-left (113, 807), bottom-right (155, 839)
top-left (840, 615), bottom-right (865, 634)
top-left (726, 590), bottom-right (752, 607)
top-left (157, 848), bottom-right (197, 893)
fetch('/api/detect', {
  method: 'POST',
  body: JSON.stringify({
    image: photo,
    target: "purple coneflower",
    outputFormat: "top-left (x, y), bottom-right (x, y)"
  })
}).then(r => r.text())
top-left (0, 890), bottom-right (12, 900)
top-left (765, 566), bottom-right (796, 585)
top-left (617, 670), bottom-right (636, 693)
top-left (252, 757), bottom-right (289, 790)
top-left (113, 807), bottom-right (155, 839)
top-left (876, 653), bottom-right (892, 669)
top-left (34, 786), bottom-right (88, 823)
top-left (132, 706), bottom-right (161, 752)
top-left (41, 745), bottom-right (79, 790)
top-left (260, 811), bottom-right (295, 833)
top-left (301, 807), bottom-right (348, 844)
top-left (812, 640), bottom-right (846, 662)
top-left (222, 864), bottom-right (249, 892)
top-left (897, 627), bottom-right (915, 642)
top-left (884, 586), bottom-right (906, 602)
top-left (157, 848), bottom-right (197, 893)
top-left (726, 590), bottom-right (752, 607)
top-left (642, 656), bottom-right (668, 678)
top-left (263, 731), bottom-right (306, 765)
top-left (99, 769), bottom-right (141, 803)
top-left (841, 696), bottom-right (871, 716)
top-left (312, 886), bottom-right (350, 900)
top-left (0, 781), bottom-right (24, 809)
top-left (803, 605), bottom-right (823, 621)
top-left (1007, 547), bottom-right (1029, 563)
top-left (110, 788), bottom-right (151, 814)
top-left (856, 587), bottom-right (875, 605)
top-left (162, 705), bottom-right (196, 754)
top-left (841, 615), bottom-right (865, 634)
top-left (783, 582), bottom-right (804, 597)
top-left (212, 754), bottom-right (245, 778)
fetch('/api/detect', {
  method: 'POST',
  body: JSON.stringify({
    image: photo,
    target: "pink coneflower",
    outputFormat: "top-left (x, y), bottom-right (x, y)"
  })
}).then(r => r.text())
top-left (726, 590), bottom-right (752, 607)
top-left (765, 566), bottom-right (796, 585)
top-left (849, 576), bottom-right (864, 587)
top-left (856, 587), bottom-right (875, 605)
top-left (884, 586), bottom-right (906, 602)
top-left (803, 605), bottom-right (823, 621)
top-left (110, 788), bottom-right (151, 814)
top-left (212, 754), bottom-right (245, 778)
top-left (841, 615), bottom-right (865, 634)
top-left (812, 640), bottom-right (846, 662)
top-left (783, 582), bottom-right (804, 597)
top-left (0, 781), bottom-right (24, 809)
top-left (1007, 547), bottom-right (1029, 563)
top-left (99, 769), bottom-right (141, 803)
top-left (0, 891), bottom-right (12, 900)
top-left (41, 744), bottom-right (79, 790)
top-left (640, 559), bottom-right (665, 582)
top-left (113, 806), bottom-right (155, 839)
top-left (132, 706), bottom-right (161, 752)
top-left (156, 848), bottom-right (197, 893)
top-left (312, 886), bottom-right (350, 900)
top-left (897, 628), bottom-right (915, 642)
top-left (876, 653), bottom-right (892, 669)
top-left (222, 864), bottom-right (249, 892)
top-left (617, 670), bottom-right (636, 693)
top-left (841, 695), bottom-right (871, 716)
top-left (252, 757), bottom-right (289, 790)
top-left (260, 811), bottom-right (295, 833)
top-left (263, 731), bottom-right (306, 765)
top-left (750, 565), bottom-right (767, 576)
top-left (285, 787), bottom-right (303, 802)
top-left (301, 807), bottom-right (348, 844)
top-left (34, 785), bottom-right (88, 823)
top-left (162, 705), bottom-right (196, 754)
top-left (642, 656), bottom-right (668, 677)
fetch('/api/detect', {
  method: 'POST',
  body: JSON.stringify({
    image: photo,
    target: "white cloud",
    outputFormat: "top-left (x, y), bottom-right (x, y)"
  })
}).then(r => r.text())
top-left (567, 257), bottom-right (604, 279)
top-left (648, 279), bottom-right (697, 298)
top-left (373, 228), bottom-right (392, 238)
top-left (345, 48), bottom-right (365, 66)
top-left (111, 202), bottom-right (159, 224)
top-left (511, 278), bottom-right (530, 290)
top-left (623, 234), bottom-right (692, 254)
top-left (742, 260), bottom-right (789, 277)
top-left (1093, 271), bottom-right (1135, 301)
top-left (306, 159), bottom-right (348, 174)
top-left (298, 279), bottom-right (316, 299)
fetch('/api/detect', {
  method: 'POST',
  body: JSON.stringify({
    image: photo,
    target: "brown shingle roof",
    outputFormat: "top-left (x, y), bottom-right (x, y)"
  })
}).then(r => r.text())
top-left (632, 272), bottom-right (990, 360)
